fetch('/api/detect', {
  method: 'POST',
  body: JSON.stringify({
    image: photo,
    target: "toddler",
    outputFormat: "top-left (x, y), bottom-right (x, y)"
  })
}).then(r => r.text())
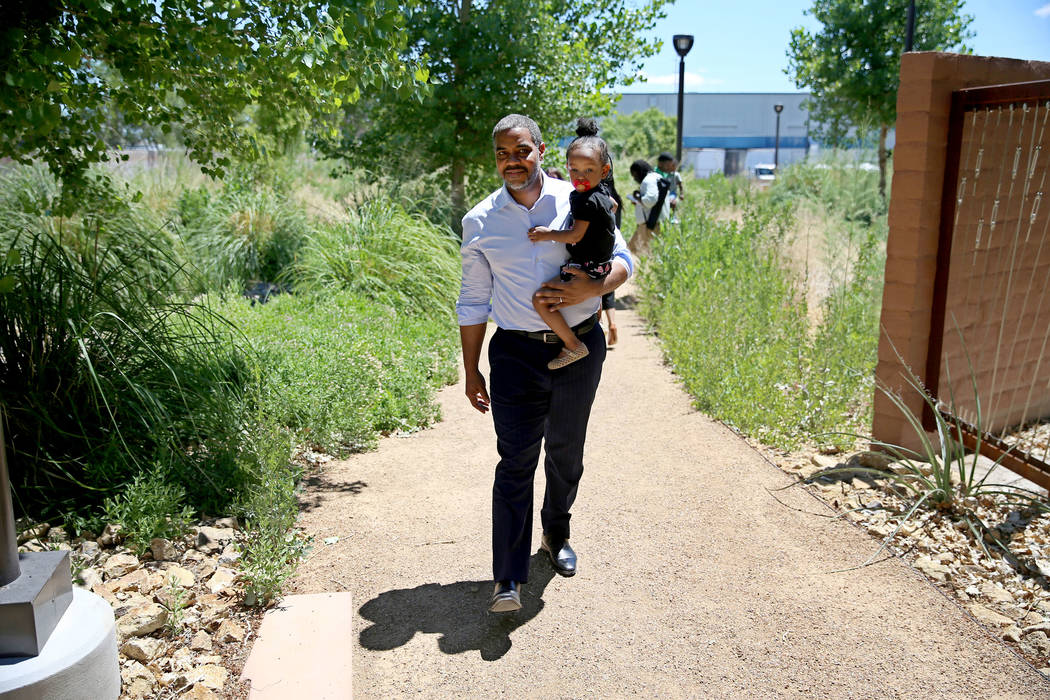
top-left (528, 118), bottom-right (616, 369)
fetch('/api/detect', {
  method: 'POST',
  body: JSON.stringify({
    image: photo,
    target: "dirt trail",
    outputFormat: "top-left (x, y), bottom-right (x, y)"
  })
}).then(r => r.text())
top-left (289, 284), bottom-right (1046, 698)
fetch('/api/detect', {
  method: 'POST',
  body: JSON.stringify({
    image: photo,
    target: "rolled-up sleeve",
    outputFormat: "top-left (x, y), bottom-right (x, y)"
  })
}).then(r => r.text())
top-left (455, 215), bottom-right (493, 326)
top-left (611, 228), bottom-right (634, 278)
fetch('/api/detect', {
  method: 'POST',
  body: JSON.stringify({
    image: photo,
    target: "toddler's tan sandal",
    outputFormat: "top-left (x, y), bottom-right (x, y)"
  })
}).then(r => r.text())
top-left (547, 344), bottom-right (590, 370)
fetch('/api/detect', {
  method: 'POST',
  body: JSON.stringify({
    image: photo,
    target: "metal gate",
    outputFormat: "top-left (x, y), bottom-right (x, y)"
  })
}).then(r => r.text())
top-left (924, 79), bottom-right (1050, 489)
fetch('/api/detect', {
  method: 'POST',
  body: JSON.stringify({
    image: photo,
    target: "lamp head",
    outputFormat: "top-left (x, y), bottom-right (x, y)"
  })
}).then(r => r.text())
top-left (774, 103), bottom-right (784, 114)
top-left (673, 34), bottom-right (694, 57)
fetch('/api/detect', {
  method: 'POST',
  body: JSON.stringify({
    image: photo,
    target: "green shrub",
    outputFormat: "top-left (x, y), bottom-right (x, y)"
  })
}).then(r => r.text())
top-left (181, 182), bottom-right (310, 289)
top-left (640, 160), bottom-right (886, 449)
top-left (0, 227), bottom-right (254, 517)
top-left (236, 422), bottom-right (305, 606)
top-left (102, 468), bottom-right (195, 554)
top-left (213, 289), bottom-right (458, 454)
top-left (770, 159), bottom-right (887, 225)
top-left (293, 197), bottom-right (460, 313)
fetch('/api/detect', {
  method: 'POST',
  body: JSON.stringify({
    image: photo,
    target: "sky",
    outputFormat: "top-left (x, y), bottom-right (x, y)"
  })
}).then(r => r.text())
top-left (622, 0), bottom-right (1050, 94)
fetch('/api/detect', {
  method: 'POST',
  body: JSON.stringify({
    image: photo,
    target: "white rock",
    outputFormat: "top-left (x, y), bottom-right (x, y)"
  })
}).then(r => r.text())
top-left (78, 540), bottom-right (101, 563)
top-left (206, 567), bottom-right (237, 594)
top-left (1003, 625), bottom-right (1023, 643)
top-left (151, 538), bottom-right (178, 561)
top-left (215, 619), bottom-right (245, 643)
top-left (915, 556), bottom-right (951, 582)
top-left (110, 569), bottom-right (153, 594)
top-left (189, 631), bottom-right (213, 652)
top-left (809, 454), bottom-right (839, 470)
top-left (196, 527), bottom-right (235, 553)
top-left (98, 523), bottom-right (123, 547)
top-left (120, 636), bottom-right (166, 662)
top-left (77, 567), bottom-right (102, 591)
top-left (124, 677), bottom-right (154, 700)
top-left (116, 603), bottom-right (168, 638)
top-left (194, 664), bottom-right (228, 691)
top-left (182, 549), bottom-right (206, 563)
top-left (212, 517), bottom-right (239, 530)
top-left (180, 684), bottom-right (220, 699)
top-left (103, 553), bottom-right (140, 579)
top-left (17, 522), bottom-right (49, 545)
top-left (161, 565), bottom-right (196, 588)
top-left (969, 604), bottom-right (1014, 627)
top-left (217, 543), bottom-right (241, 564)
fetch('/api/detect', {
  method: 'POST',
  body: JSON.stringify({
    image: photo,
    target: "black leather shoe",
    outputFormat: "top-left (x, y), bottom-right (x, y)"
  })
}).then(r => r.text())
top-left (541, 534), bottom-right (577, 577)
top-left (489, 580), bottom-right (522, 613)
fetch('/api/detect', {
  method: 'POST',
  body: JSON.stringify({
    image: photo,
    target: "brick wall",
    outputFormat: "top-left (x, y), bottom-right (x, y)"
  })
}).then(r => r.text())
top-left (873, 52), bottom-right (1050, 452)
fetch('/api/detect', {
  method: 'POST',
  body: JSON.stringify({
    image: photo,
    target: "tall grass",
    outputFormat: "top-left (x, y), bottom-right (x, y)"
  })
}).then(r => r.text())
top-left (294, 198), bottom-right (461, 313)
top-left (1, 157), bottom-right (462, 521)
top-left (178, 181), bottom-right (311, 290)
top-left (0, 224), bottom-right (254, 517)
top-left (640, 160), bottom-right (887, 449)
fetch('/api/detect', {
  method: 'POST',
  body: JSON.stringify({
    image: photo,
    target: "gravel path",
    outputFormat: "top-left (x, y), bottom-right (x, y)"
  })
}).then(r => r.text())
top-left (289, 287), bottom-right (1047, 698)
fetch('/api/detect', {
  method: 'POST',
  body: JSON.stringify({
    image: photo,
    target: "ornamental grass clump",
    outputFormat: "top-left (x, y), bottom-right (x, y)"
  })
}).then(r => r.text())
top-left (179, 182), bottom-right (310, 290)
top-left (293, 197), bottom-right (461, 313)
top-left (811, 369), bottom-right (1049, 569)
top-left (0, 224), bottom-right (254, 518)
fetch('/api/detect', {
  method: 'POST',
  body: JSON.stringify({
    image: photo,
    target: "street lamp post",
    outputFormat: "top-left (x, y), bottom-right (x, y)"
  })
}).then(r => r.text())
top-left (905, 0), bottom-right (916, 52)
top-left (673, 34), bottom-right (694, 164)
top-left (773, 103), bottom-right (784, 171)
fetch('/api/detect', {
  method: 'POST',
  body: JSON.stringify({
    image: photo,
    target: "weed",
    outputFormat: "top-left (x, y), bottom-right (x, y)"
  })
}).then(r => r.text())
top-left (213, 289), bottom-right (457, 454)
top-left (161, 574), bottom-right (189, 636)
top-left (639, 158), bottom-right (886, 449)
top-left (237, 422), bottom-right (308, 606)
top-left (102, 469), bottom-right (194, 554)
top-left (810, 369), bottom-right (1049, 570)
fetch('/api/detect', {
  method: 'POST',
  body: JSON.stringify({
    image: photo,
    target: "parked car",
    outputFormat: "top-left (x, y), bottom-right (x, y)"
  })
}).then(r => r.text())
top-left (754, 164), bottom-right (776, 183)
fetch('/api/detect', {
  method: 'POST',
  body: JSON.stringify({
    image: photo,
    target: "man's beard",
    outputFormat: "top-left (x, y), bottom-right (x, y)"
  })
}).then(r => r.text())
top-left (504, 166), bottom-right (540, 191)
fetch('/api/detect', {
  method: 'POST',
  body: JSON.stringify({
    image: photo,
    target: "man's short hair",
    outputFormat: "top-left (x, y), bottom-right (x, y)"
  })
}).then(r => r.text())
top-left (657, 152), bottom-right (675, 163)
top-left (492, 114), bottom-right (543, 147)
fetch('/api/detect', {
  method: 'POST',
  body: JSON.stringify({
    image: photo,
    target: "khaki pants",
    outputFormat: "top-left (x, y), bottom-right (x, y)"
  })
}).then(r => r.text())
top-left (628, 222), bottom-right (659, 257)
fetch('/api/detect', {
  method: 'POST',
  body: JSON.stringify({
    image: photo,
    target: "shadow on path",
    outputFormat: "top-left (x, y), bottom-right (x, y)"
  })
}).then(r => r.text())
top-left (358, 553), bottom-right (556, 661)
top-left (298, 476), bottom-right (367, 512)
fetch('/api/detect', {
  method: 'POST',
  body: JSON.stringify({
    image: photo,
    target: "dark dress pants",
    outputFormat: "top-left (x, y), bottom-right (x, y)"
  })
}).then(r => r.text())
top-left (488, 322), bottom-right (606, 583)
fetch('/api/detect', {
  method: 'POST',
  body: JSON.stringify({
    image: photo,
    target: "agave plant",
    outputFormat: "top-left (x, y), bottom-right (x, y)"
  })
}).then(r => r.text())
top-left (808, 364), bottom-right (1048, 569)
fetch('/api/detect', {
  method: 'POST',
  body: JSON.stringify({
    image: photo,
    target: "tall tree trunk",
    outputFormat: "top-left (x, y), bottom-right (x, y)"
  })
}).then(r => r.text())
top-left (451, 158), bottom-right (466, 234)
top-left (878, 124), bottom-right (888, 200)
top-left (448, 0), bottom-right (471, 234)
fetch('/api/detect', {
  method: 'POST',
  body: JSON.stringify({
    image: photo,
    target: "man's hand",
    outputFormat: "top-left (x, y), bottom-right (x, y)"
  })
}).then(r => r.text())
top-left (535, 267), bottom-right (601, 311)
top-left (528, 225), bottom-right (553, 242)
top-left (465, 369), bottom-right (490, 414)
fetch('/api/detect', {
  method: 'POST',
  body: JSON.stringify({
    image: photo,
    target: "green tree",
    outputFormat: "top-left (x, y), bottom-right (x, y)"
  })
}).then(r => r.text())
top-left (786, 0), bottom-right (973, 197)
top-left (600, 107), bottom-right (677, 161)
top-left (0, 0), bottom-right (425, 204)
top-left (322, 0), bottom-right (668, 227)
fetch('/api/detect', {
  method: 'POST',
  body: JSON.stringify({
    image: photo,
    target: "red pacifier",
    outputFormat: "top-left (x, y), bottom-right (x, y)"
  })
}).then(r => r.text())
top-left (572, 178), bottom-right (591, 190)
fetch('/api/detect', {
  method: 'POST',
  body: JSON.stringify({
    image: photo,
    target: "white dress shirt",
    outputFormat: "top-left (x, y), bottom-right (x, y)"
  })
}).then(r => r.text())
top-left (456, 172), bottom-right (634, 332)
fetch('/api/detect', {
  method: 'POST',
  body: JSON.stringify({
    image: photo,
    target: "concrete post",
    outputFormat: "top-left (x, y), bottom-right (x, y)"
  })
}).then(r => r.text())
top-left (0, 417), bottom-right (20, 587)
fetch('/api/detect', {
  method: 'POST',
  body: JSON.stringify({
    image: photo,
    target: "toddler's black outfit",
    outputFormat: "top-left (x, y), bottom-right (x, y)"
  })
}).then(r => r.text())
top-left (562, 182), bottom-right (617, 282)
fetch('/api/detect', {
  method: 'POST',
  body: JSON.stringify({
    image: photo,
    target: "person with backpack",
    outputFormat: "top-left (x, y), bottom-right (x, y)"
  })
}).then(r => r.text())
top-left (627, 159), bottom-right (670, 257)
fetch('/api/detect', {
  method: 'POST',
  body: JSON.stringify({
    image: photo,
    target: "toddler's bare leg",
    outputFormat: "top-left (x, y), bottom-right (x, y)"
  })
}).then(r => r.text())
top-left (533, 292), bottom-right (583, 350)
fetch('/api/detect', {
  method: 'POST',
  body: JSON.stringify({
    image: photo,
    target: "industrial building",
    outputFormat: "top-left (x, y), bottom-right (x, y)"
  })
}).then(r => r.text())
top-left (612, 92), bottom-right (834, 178)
